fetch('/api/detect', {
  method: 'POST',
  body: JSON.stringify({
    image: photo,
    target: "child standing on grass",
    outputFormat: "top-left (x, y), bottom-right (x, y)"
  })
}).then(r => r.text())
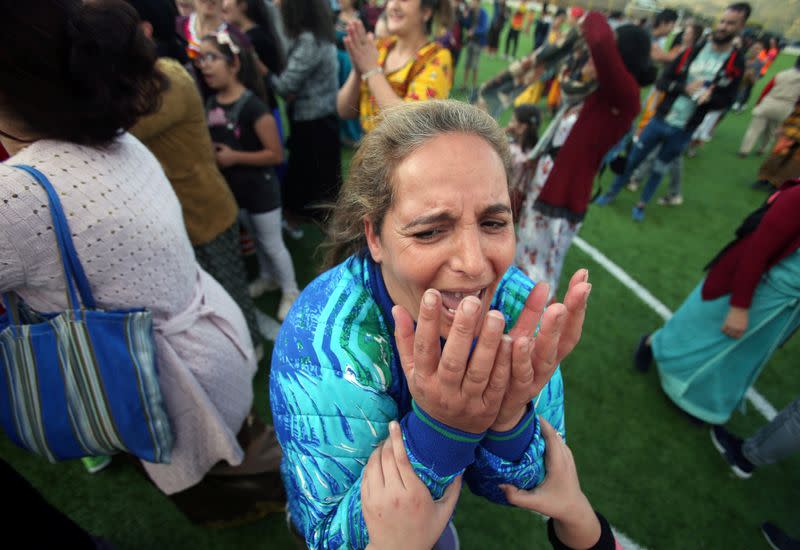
top-left (506, 104), bottom-right (542, 217)
top-left (200, 30), bottom-right (300, 321)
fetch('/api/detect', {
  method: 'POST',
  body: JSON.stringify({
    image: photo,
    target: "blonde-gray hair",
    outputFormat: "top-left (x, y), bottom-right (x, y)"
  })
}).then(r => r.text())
top-left (323, 100), bottom-right (512, 268)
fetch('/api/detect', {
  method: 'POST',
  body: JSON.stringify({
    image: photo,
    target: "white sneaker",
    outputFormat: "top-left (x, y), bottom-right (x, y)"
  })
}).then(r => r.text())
top-left (282, 219), bottom-right (304, 240)
top-left (626, 180), bottom-right (640, 192)
top-left (248, 277), bottom-right (279, 299)
top-left (657, 194), bottom-right (684, 206)
top-left (277, 290), bottom-right (300, 322)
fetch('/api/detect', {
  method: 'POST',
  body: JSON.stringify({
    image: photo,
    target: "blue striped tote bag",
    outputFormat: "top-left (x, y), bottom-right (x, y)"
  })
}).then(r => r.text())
top-left (0, 165), bottom-right (173, 464)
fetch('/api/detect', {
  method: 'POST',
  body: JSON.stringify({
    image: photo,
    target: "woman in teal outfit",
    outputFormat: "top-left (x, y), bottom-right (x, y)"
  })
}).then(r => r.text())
top-left (270, 100), bottom-right (592, 548)
top-left (636, 181), bottom-right (800, 424)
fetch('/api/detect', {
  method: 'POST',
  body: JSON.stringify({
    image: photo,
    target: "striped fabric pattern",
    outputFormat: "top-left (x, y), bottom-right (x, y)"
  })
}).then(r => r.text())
top-left (0, 308), bottom-right (173, 463)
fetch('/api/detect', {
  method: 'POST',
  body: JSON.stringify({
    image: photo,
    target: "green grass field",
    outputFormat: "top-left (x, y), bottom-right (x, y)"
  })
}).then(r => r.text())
top-left (3, 29), bottom-right (797, 549)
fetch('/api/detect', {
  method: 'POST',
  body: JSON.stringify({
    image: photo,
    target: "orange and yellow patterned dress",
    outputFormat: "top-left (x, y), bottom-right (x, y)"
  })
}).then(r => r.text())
top-left (359, 37), bottom-right (453, 133)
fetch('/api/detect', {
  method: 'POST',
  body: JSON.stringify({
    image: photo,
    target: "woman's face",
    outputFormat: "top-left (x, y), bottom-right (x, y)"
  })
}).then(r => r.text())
top-left (366, 132), bottom-right (516, 340)
top-left (682, 26), bottom-right (696, 47)
top-left (198, 40), bottom-right (237, 90)
top-left (221, 0), bottom-right (245, 24)
top-left (385, 0), bottom-right (432, 38)
top-left (176, 0), bottom-right (195, 16)
top-left (196, 0), bottom-right (222, 18)
top-left (580, 56), bottom-right (596, 81)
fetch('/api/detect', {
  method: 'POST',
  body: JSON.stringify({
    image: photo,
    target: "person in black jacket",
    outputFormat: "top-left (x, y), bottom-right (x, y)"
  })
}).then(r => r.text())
top-left (595, 2), bottom-right (751, 222)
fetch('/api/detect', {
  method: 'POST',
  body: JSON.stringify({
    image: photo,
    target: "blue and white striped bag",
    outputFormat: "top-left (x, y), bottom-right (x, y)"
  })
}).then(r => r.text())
top-left (0, 165), bottom-right (173, 464)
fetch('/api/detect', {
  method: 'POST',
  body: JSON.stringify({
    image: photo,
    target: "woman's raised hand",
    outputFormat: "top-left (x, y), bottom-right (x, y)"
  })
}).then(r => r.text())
top-left (491, 269), bottom-right (591, 431)
top-left (392, 269), bottom-right (589, 435)
top-left (393, 290), bottom-right (513, 434)
top-left (343, 19), bottom-right (380, 75)
top-left (362, 421), bottom-right (462, 550)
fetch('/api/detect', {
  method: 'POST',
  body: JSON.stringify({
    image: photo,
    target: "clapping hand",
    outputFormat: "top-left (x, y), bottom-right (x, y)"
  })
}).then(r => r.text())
top-left (343, 19), bottom-right (380, 76)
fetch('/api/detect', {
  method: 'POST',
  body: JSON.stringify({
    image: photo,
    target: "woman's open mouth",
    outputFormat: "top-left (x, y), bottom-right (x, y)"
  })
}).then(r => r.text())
top-left (439, 288), bottom-right (487, 320)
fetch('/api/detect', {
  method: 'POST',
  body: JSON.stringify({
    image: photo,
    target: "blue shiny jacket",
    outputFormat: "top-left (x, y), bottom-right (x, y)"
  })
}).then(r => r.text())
top-left (270, 255), bottom-right (565, 549)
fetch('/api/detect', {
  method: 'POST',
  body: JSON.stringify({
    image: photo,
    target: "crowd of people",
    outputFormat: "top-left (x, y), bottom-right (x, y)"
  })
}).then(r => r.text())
top-left (1, 0), bottom-right (798, 549)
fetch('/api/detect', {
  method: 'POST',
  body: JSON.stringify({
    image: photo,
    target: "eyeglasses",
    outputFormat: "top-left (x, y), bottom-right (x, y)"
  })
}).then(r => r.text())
top-left (196, 51), bottom-right (227, 64)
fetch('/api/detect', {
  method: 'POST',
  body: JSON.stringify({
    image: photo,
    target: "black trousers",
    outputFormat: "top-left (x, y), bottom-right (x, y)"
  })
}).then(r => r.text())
top-left (284, 114), bottom-right (342, 223)
top-left (3, 458), bottom-right (97, 547)
top-left (505, 28), bottom-right (520, 57)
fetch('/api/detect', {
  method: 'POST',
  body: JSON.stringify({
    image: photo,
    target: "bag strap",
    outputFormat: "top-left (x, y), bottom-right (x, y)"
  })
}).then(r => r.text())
top-left (225, 89), bottom-right (253, 129)
top-left (11, 165), bottom-right (96, 309)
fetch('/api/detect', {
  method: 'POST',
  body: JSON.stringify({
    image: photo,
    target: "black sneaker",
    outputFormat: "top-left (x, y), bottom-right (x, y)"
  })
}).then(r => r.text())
top-left (633, 334), bottom-right (653, 372)
top-left (751, 179), bottom-right (774, 192)
top-left (762, 522), bottom-right (800, 550)
top-left (710, 426), bottom-right (755, 479)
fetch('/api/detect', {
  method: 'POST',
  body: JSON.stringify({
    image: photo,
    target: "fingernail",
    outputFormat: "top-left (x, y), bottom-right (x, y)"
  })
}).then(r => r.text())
top-left (584, 283), bottom-right (592, 300)
top-left (487, 311), bottom-right (504, 331)
top-left (389, 420), bottom-right (399, 432)
top-left (582, 269), bottom-right (589, 282)
top-left (462, 296), bottom-right (480, 314)
top-left (521, 337), bottom-right (530, 353)
top-left (423, 290), bottom-right (437, 307)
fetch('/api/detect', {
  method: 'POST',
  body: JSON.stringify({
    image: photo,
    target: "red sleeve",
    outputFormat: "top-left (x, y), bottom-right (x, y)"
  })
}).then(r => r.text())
top-left (581, 12), bottom-right (640, 119)
top-left (757, 76), bottom-right (776, 105)
top-left (730, 188), bottom-right (800, 308)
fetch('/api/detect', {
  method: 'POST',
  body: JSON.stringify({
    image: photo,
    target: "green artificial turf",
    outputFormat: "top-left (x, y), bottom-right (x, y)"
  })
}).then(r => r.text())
top-left (3, 28), bottom-right (797, 550)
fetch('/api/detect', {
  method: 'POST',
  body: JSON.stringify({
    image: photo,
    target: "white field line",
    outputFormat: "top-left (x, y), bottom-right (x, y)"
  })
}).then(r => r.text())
top-left (572, 236), bottom-right (778, 422)
top-left (528, 511), bottom-right (647, 550)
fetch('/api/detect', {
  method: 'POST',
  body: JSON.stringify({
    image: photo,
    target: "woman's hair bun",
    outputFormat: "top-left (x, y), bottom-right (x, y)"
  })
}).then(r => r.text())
top-left (0, 0), bottom-right (167, 147)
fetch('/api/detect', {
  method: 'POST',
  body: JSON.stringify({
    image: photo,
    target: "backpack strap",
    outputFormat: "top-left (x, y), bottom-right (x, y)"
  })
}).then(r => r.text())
top-left (225, 89), bottom-right (254, 129)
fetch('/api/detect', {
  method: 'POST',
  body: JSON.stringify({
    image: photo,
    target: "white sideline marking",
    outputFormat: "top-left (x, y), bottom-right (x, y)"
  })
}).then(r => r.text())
top-left (572, 236), bottom-right (778, 422)
top-left (530, 511), bottom-right (646, 550)
top-left (612, 528), bottom-right (647, 550)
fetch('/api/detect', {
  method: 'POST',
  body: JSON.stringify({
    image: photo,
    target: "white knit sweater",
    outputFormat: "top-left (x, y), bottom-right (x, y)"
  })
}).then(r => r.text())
top-left (0, 134), bottom-right (256, 494)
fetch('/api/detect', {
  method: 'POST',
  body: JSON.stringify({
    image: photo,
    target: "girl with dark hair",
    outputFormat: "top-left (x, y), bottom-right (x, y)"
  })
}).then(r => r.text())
top-left (271, 0), bottom-right (342, 223)
top-left (201, 32), bottom-right (300, 320)
top-left (0, 0), bottom-right (274, 524)
top-left (337, 0), bottom-right (455, 133)
top-left (506, 104), bottom-right (542, 216)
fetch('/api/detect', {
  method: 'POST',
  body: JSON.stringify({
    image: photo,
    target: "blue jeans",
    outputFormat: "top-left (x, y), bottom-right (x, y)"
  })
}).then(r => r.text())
top-left (607, 118), bottom-right (693, 205)
top-left (742, 397), bottom-right (800, 467)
